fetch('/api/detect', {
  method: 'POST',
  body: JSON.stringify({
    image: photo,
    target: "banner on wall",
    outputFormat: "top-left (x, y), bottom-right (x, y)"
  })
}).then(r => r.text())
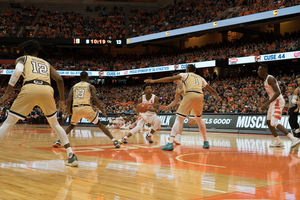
top-left (229, 51), bottom-right (300, 65)
top-left (0, 60), bottom-right (216, 77)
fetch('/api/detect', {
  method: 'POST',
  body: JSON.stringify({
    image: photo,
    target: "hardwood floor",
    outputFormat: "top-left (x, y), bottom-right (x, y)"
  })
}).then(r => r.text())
top-left (0, 124), bottom-right (299, 200)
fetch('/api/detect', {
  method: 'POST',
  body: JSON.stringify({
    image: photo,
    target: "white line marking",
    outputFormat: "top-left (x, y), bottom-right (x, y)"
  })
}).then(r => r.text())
top-left (175, 153), bottom-right (226, 168)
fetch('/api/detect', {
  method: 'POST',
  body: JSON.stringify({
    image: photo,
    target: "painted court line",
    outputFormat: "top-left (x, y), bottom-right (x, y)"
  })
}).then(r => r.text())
top-left (175, 153), bottom-right (226, 168)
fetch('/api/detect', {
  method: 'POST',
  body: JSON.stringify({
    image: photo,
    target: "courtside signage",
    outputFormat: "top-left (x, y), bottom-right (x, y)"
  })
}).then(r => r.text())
top-left (0, 61), bottom-right (216, 77)
top-left (70, 113), bottom-right (295, 131)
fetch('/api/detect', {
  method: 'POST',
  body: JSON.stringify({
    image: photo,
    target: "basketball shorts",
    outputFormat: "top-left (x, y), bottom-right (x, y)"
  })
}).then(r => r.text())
top-left (71, 106), bottom-right (98, 125)
top-left (9, 84), bottom-right (57, 120)
top-left (267, 98), bottom-right (285, 121)
top-left (176, 92), bottom-right (203, 118)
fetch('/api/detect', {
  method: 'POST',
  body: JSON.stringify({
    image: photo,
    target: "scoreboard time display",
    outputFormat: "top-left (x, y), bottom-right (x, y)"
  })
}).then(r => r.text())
top-left (73, 38), bottom-right (124, 45)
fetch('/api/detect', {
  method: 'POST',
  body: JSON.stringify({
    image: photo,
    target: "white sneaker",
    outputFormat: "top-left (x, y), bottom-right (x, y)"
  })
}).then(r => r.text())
top-left (291, 138), bottom-right (300, 148)
top-left (269, 141), bottom-right (285, 148)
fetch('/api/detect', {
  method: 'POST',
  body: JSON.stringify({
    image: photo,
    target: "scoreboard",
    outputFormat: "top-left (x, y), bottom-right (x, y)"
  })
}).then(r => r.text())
top-left (73, 38), bottom-right (124, 45)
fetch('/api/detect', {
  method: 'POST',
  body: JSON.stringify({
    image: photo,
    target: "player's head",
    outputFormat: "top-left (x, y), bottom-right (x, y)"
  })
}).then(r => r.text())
top-left (80, 71), bottom-right (89, 81)
top-left (257, 64), bottom-right (268, 77)
top-left (296, 75), bottom-right (300, 86)
top-left (186, 64), bottom-right (196, 73)
top-left (172, 72), bottom-right (182, 85)
top-left (122, 113), bottom-right (125, 117)
top-left (20, 40), bottom-right (41, 56)
top-left (288, 85), bottom-right (294, 94)
top-left (143, 83), bottom-right (152, 95)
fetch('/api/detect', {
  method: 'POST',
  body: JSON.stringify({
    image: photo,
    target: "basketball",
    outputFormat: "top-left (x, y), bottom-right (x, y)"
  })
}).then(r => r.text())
top-left (137, 103), bottom-right (147, 113)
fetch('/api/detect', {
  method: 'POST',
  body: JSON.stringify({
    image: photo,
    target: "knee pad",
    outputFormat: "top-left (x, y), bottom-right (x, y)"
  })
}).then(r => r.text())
top-left (270, 117), bottom-right (279, 127)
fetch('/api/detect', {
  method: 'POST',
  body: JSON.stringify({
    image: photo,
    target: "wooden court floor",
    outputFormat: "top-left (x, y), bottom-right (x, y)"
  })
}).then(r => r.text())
top-left (0, 125), bottom-right (300, 200)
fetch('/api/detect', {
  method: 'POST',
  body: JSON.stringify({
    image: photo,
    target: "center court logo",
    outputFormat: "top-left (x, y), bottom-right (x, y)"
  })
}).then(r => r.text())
top-left (229, 58), bottom-right (238, 64)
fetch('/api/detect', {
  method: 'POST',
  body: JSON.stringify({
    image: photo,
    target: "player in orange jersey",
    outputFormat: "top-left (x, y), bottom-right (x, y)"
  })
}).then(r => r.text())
top-left (258, 64), bottom-right (300, 148)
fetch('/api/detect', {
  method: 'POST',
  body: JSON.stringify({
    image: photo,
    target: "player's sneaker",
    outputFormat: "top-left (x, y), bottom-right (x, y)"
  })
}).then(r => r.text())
top-left (113, 140), bottom-right (121, 148)
top-left (52, 139), bottom-right (61, 148)
top-left (291, 138), bottom-right (300, 148)
top-left (162, 143), bottom-right (174, 151)
top-left (146, 133), bottom-right (153, 143)
top-left (65, 153), bottom-right (79, 167)
top-left (203, 141), bottom-right (210, 149)
top-left (269, 141), bottom-right (284, 148)
top-left (118, 137), bottom-right (127, 144)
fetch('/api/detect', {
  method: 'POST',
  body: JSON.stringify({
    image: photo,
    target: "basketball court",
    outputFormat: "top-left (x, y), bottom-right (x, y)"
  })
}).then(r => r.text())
top-left (0, 125), bottom-right (299, 200)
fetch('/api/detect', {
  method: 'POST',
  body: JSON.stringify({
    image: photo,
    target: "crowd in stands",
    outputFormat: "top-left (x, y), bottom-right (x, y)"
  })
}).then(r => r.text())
top-left (129, 0), bottom-right (300, 37)
top-left (2, 68), bottom-right (299, 124)
top-left (0, 5), bottom-right (39, 37)
top-left (35, 6), bottom-right (125, 39)
top-left (0, 0), bottom-right (299, 39)
top-left (96, 71), bottom-right (298, 115)
top-left (1, 31), bottom-right (299, 71)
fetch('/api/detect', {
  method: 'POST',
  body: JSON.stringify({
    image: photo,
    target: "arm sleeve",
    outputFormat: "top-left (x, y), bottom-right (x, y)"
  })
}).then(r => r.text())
top-left (292, 95), bottom-right (298, 104)
top-left (179, 73), bottom-right (188, 81)
top-left (8, 62), bottom-right (24, 87)
top-left (202, 77), bottom-right (207, 87)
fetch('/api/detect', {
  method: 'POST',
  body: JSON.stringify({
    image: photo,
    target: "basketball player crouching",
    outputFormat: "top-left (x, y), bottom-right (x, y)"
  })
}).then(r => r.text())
top-left (119, 84), bottom-right (162, 144)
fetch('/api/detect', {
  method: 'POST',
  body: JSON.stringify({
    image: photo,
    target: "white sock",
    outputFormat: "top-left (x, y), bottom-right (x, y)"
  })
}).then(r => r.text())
top-left (177, 134), bottom-right (181, 140)
top-left (112, 138), bottom-right (116, 141)
top-left (169, 135), bottom-right (175, 143)
top-left (170, 116), bottom-right (184, 143)
top-left (275, 136), bottom-right (281, 143)
top-left (287, 133), bottom-right (297, 142)
top-left (66, 147), bottom-right (73, 156)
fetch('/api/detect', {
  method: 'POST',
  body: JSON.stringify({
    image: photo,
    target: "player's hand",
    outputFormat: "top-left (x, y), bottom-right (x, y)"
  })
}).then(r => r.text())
top-left (59, 100), bottom-right (66, 115)
top-left (160, 105), bottom-right (167, 110)
top-left (216, 96), bottom-right (222, 101)
top-left (144, 79), bottom-right (154, 83)
top-left (103, 113), bottom-right (108, 120)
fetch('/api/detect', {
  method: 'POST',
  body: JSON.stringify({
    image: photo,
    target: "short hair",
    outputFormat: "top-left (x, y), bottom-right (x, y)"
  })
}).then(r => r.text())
top-left (260, 64), bottom-right (268, 70)
top-left (143, 83), bottom-right (152, 91)
top-left (296, 75), bottom-right (300, 79)
top-left (80, 71), bottom-right (88, 79)
top-left (186, 64), bottom-right (196, 72)
top-left (20, 40), bottom-right (41, 55)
